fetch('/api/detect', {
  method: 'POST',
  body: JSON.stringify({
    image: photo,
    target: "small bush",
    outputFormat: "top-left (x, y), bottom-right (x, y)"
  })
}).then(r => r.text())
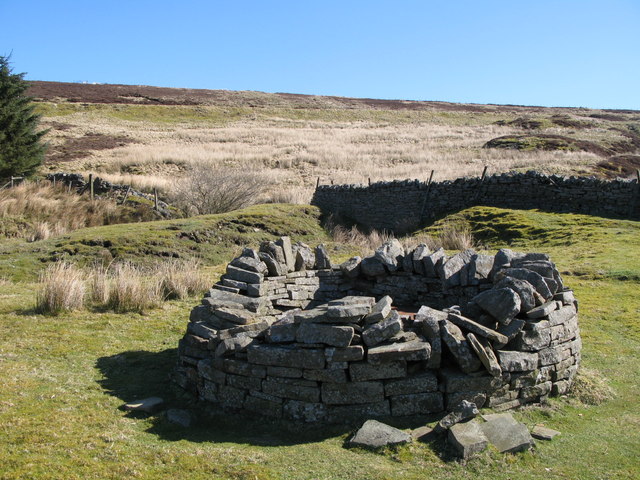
top-left (569, 368), bottom-right (616, 406)
top-left (171, 163), bottom-right (267, 215)
top-left (36, 262), bottom-right (86, 314)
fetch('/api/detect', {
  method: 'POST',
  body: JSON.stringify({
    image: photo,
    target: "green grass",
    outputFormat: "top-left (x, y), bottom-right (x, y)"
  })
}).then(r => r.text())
top-left (0, 205), bottom-right (638, 479)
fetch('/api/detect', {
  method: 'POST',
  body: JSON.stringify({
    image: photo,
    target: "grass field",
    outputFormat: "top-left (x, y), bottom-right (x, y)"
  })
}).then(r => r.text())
top-left (0, 204), bottom-right (638, 479)
top-left (29, 82), bottom-right (640, 205)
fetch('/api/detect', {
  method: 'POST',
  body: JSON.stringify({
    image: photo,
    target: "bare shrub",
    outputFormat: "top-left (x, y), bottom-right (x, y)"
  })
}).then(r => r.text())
top-left (158, 258), bottom-right (209, 300)
top-left (262, 186), bottom-right (313, 205)
top-left (328, 222), bottom-right (394, 256)
top-left (436, 222), bottom-right (476, 250)
top-left (89, 263), bottom-right (111, 305)
top-left (171, 163), bottom-right (268, 215)
top-left (106, 262), bottom-right (163, 313)
top-left (36, 262), bottom-right (86, 314)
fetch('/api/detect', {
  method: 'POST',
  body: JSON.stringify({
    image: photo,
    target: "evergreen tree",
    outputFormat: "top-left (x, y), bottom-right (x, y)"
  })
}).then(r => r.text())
top-left (0, 55), bottom-right (48, 179)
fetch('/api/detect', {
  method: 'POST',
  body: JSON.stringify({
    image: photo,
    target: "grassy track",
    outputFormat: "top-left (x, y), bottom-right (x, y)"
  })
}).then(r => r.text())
top-left (0, 205), bottom-right (638, 479)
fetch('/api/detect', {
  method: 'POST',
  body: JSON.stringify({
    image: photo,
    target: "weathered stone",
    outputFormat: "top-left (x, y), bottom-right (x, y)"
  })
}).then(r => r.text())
top-left (495, 276), bottom-right (537, 312)
top-left (247, 344), bottom-right (325, 369)
top-left (340, 256), bottom-right (362, 278)
top-left (166, 409), bottom-right (191, 427)
top-left (446, 392), bottom-right (487, 410)
top-left (412, 425), bottom-right (434, 442)
top-left (468, 254), bottom-right (495, 283)
top-left (547, 304), bottom-right (577, 326)
top-left (296, 323), bottom-right (354, 347)
top-left (328, 296), bottom-right (376, 306)
top-left (266, 318), bottom-right (297, 343)
top-left (526, 300), bottom-right (558, 319)
top-left (441, 369), bottom-right (504, 393)
top-left (260, 241), bottom-right (286, 264)
top-left (362, 311), bottom-right (403, 347)
top-left (495, 318), bottom-right (526, 348)
top-left (440, 249), bottom-right (476, 287)
top-left (226, 265), bottom-right (264, 285)
top-left (294, 242), bottom-right (315, 271)
top-left (214, 336), bottom-right (254, 357)
top-left (349, 361), bottom-right (407, 382)
top-left (187, 321), bottom-right (218, 340)
top-left (326, 303), bottom-right (371, 319)
top-left (391, 392), bottom-right (444, 416)
top-left (230, 255), bottom-right (267, 274)
top-left (374, 239), bottom-right (404, 273)
top-left (213, 306), bottom-right (256, 325)
top-left (423, 247), bottom-right (445, 277)
top-left (467, 333), bottom-right (502, 377)
top-left (412, 244), bottom-right (431, 274)
top-left (244, 395), bottom-right (283, 418)
top-left (222, 277), bottom-right (248, 291)
top-left (520, 381), bottom-right (552, 399)
top-left (448, 421), bottom-right (489, 459)
top-left (267, 365), bottom-right (303, 378)
top-left (327, 401), bottom-right (390, 423)
top-left (497, 350), bottom-right (539, 372)
top-left (262, 377), bottom-right (320, 402)
top-left (364, 295), bottom-right (393, 324)
top-left (123, 396), bottom-right (164, 413)
top-left (434, 400), bottom-right (479, 433)
top-left (325, 345), bottom-right (364, 362)
top-left (203, 288), bottom-right (264, 313)
top-left (218, 385), bottom-right (247, 409)
top-left (197, 359), bottom-right (227, 383)
top-left (361, 256), bottom-right (387, 277)
top-left (367, 341), bottom-right (431, 365)
top-left (531, 425), bottom-right (561, 440)
top-left (384, 372), bottom-right (438, 396)
top-left (348, 420), bottom-right (411, 449)
top-left (221, 358), bottom-right (266, 378)
top-left (283, 400), bottom-right (327, 422)
top-left (322, 381), bottom-right (385, 404)
top-left (471, 288), bottom-right (521, 324)
top-left (500, 268), bottom-right (552, 301)
top-left (415, 306), bottom-right (446, 368)
top-left (303, 368), bottom-right (348, 383)
top-left (218, 320), bottom-right (269, 340)
top-left (401, 249), bottom-right (415, 273)
top-left (258, 252), bottom-right (285, 277)
top-left (314, 244), bottom-right (332, 269)
top-left (226, 373), bottom-right (263, 391)
top-left (276, 236), bottom-right (296, 272)
top-left (480, 414), bottom-right (534, 453)
top-left (448, 313), bottom-right (509, 344)
top-left (514, 326), bottom-right (551, 351)
top-left (440, 320), bottom-right (482, 373)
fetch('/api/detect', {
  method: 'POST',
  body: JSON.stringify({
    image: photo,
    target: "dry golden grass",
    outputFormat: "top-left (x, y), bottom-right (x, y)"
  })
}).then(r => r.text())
top-left (105, 262), bottom-right (163, 313)
top-left (157, 258), bottom-right (209, 300)
top-left (36, 262), bottom-right (87, 314)
top-left (40, 108), bottom-right (607, 201)
top-left (0, 181), bottom-right (149, 240)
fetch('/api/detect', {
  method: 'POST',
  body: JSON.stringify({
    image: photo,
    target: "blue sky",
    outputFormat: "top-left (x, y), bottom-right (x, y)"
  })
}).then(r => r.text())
top-left (1, 0), bottom-right (639, 109)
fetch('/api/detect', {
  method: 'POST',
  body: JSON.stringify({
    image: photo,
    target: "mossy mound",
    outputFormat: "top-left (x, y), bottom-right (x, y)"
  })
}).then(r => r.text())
top-left (483, 134), bottom-right (611, 157)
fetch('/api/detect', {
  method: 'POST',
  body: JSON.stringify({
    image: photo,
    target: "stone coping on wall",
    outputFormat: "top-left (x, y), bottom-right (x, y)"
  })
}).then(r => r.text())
top-left (174, 236), bottom-right (581, 423)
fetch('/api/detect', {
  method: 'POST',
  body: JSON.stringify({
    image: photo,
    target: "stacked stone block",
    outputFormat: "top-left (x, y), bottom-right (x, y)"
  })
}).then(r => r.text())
top-left (175, 237), bottom-right (581, 422)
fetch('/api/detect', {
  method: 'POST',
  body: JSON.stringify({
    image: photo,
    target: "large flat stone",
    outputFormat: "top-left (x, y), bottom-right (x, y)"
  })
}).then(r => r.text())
top-left (497, 350), bottom-right (539, 372)
top-left (226, 265), bottom-right (264, 285)
top-left (296, 323), bottom-right (354, 348)
top-left (247, 344), bottom-right (325, 369)
top-left (467, 333), bottom-right (502, 377)
top-left (495, 276), bottom-right (537, 312)
top-left (276, 236), bottom-right (295, 272)
top-left (362, 311), bottom-right (403, 347)
top-left (321, 381), bottom-right (385, 405)
top-left (367, 340), bottom-right (431, 365)
top-left (448, 421), bottom-right (488, 459)
top-left (374, 239), bottom-right (404, 273)
top-left (349, 361), bottom-right (406, 382)
top-left (448, 313), bottom-right (509, 344)
top-left (348, 420), bottom-right (411, 449)
top-left (364, 295), bottom-right (393, 324)
top-left (480, 413), bottom-right (534, 453)
top-left (440, 249), bottom-right (476, 287)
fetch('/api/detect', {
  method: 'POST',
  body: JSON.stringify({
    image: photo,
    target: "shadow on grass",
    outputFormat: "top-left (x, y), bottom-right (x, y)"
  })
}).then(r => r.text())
top-left (96, 349), bottom-right (444, 448)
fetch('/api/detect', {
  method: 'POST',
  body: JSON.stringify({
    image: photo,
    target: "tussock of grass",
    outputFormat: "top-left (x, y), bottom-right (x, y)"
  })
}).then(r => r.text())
top-left (569, 367), bottom-right (616, 406)
top-left (36, 261), bottom-right (86, 314)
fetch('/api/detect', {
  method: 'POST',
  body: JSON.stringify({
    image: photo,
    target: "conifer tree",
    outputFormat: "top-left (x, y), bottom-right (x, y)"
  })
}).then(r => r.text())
top-left (0, 55), bottom-right (48, 179)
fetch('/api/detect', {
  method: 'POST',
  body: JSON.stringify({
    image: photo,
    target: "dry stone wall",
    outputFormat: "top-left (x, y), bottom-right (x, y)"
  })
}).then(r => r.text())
top-left (175, 237), bottom-right (581, 423)
top-left (311, 171), bottom-right (640, 233)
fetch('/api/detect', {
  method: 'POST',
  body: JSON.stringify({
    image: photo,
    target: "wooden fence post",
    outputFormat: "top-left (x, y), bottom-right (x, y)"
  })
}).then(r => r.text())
top-left (316, 177), bottom-right (320, 188)
top-left (89, 173), bottom-right (94, 200)
top-left (419, 170), bottom-right (435, 220)
top-left (120, 185), bottom-right (131, 205)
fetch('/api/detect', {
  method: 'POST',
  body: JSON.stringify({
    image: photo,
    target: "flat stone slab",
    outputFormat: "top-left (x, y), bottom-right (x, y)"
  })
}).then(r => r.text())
top-left (480, 413), bottom-right (534, 453)
top-left (123, 396), bottom-right (164, 413)
top-left (166, 408), bottom-right (192, 427)
top-left (448, 313), bottom-right (509, 344)
top-left (448, 421), bottom-right (488, 459)
top-left (296, 323), bottom-right (354, 348)
top-left (434, 400), bottom-right (479, 432)
top-left (367, 340), bottom-right (431, 365)
top-left (348, 419), bottom-right (411, 449)
top-left (467, 333), bottom-right (502, 377)
top-left (362, 311), bottom-right (402, 347)
top-left (531, 425), bottom-right (561, 440)
top-left (440, 320), bottom-right (482, 373)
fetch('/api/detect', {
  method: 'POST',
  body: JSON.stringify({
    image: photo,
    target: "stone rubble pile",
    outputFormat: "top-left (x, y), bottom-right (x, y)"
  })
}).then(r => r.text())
top-left (175, 237), bottom-right (581, 422)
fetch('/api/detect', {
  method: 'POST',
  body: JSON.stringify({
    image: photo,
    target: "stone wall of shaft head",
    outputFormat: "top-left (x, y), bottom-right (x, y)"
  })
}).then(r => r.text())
top-left (311, 171), bottom-right (640, 233)
top-left (174, 237), bottom-right (581, 423)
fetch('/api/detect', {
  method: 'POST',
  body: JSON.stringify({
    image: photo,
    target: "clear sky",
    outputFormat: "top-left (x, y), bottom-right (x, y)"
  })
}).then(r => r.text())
top-left (1, 0), bottom-right (639, 110)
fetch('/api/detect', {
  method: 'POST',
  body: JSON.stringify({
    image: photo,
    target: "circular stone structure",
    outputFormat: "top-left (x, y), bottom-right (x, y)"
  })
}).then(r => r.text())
top-left (175, 237), bottom-right (581, 423)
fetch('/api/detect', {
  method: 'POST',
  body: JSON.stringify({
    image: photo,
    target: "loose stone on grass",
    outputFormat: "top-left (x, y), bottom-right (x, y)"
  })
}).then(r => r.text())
top-left (348, 419), bottom-right (411, 449)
